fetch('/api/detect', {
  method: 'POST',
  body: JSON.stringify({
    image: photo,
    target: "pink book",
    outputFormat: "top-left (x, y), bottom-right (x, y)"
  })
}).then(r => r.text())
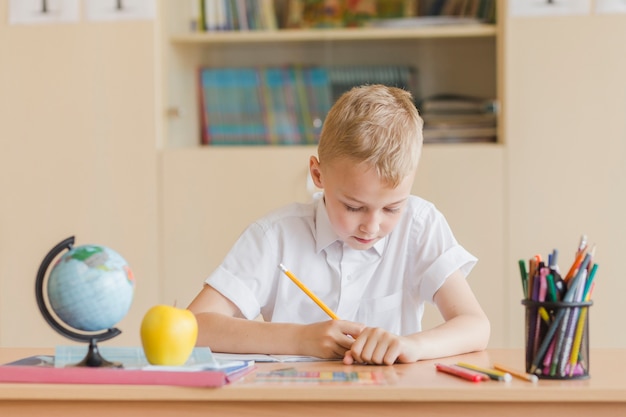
top-left (0, 356), bottom-right (254, 387)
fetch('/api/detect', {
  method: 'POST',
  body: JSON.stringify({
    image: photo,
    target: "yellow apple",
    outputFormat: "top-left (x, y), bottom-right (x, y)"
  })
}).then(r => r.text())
top-left (140, 305), bottom-right (198, 366)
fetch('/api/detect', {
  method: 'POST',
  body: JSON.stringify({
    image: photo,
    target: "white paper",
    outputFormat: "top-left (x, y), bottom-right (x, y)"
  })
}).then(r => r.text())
top-left (142, 360), bottom-right (253, 372)
top-left (84, 0), bottom-right (155, 21)
top-left (213, 352), bottom-right (332, 363)
top-left (509, 0), bottom-right (591, 17)
top-left (9, 0), bottom-right (80, 24)
top-left (595, 0), bottom-right (626, 13)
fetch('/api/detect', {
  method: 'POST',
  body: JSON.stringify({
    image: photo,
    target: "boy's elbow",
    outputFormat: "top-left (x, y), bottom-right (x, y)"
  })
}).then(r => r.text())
top-left (475, 314), bottom-right (491, 350)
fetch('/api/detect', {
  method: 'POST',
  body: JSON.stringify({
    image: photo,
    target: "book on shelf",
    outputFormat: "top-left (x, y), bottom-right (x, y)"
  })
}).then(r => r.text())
top-left (199, 67), bottom-right (267, 145)
top-left (283, 0), bottom-right (416, 29)
top-left (418, 93), bottom-right (498, 143)
top-left (420, 112), bottom-right (496, 127)
top-left (258, 66), bottom-right (329, 145)
top-left (198, 64), bottom-right (415, 146)
top-left (199, 65), bottom-right (333, 146)
top-left (188, 0), bottom-right (494, 32)
top-left (259, 67), bottom-right (299, 145)
top-left (417, 93), bottom-right (498, 114)
top-left (420, 0), bottom-right (495, 21)
top-left (193, 0), bottom-right (277, 31)
top-left (366, 15), bottom-right (483, 28)
top-left (0, 346), bottom-right (254, 387)
top-left (365, 0), bottom-right (497, 27)
top-left (423, 125), bottom-right (497, 143)
top-left (328, 65), bottom-right (416, 102)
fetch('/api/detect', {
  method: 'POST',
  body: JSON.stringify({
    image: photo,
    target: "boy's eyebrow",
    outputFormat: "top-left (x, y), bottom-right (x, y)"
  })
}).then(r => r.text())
top-left (343, 195), bottom-right (408, 206)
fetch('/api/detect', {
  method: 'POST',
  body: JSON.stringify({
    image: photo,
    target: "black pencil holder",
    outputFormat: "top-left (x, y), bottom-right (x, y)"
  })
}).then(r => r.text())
top-left (522, 299), bottom-right (592, 380)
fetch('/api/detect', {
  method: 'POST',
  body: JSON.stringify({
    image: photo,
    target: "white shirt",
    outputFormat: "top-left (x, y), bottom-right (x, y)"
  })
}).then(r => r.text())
top-left (205, 193), bottom-right (476, 336)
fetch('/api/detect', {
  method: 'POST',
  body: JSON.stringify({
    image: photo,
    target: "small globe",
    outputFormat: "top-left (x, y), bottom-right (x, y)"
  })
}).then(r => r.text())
top-left (47, 244), bottom-right (135, 332)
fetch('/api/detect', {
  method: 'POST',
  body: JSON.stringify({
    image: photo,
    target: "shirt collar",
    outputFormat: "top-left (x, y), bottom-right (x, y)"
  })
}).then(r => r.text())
top-left (314, 194), bottom-right (386, 256)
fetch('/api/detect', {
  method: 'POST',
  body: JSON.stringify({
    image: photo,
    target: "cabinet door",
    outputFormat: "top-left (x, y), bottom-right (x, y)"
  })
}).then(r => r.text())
top-left (415, 144), bottom-right (505, 344)
top-left (161, 147), bottom-right (317, 307)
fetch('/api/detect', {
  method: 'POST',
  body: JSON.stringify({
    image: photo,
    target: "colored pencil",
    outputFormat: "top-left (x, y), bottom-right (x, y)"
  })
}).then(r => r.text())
top-left (456, 362), bottom-right (512, 382)
top-left (493, 363), bottom-right (538, 383)
top-left (435, 363), bottom-right (488, 383)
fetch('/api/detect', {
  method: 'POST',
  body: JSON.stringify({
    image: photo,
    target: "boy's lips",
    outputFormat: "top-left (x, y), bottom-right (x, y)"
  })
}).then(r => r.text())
top-left (354, 236), bottom-right (376, 244)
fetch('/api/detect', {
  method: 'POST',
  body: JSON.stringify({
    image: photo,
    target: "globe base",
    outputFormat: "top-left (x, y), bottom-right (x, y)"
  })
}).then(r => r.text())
top-left (71, 338), bottom-right (122, 368)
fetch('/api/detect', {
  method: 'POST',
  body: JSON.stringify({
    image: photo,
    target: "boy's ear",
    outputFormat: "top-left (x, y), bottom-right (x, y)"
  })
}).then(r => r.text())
top-left (309, 156), bottom-right (324, 189)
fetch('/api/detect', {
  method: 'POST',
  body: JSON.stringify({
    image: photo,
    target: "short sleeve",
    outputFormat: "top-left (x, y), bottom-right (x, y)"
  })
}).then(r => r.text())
top-left (408, 201), bottom-right (477, 304)
top-left (205, 222), bottom-right (279, 320)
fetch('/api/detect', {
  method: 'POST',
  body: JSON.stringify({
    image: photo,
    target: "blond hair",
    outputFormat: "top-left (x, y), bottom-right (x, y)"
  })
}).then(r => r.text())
top-left (317, 84), bottom-right (423, 188)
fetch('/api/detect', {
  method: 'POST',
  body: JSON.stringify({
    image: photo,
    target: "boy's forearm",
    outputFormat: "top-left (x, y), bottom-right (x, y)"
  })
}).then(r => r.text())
top-left (408, 314), bottom-right (490, 360)
top-left (194, 312), bottom-right (303, 354)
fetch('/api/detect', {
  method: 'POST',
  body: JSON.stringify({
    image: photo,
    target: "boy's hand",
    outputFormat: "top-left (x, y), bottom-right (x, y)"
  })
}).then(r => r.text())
top-left (343, 327), bottom-right (419, 365)
top-left (297, 320), bottom-right (364, 359)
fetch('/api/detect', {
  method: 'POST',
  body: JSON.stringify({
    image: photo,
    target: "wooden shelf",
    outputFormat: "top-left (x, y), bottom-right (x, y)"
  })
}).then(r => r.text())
top-left (170, 25), bottom-right (496, 45)
top-left (164, 21), bottom-right (499, 149)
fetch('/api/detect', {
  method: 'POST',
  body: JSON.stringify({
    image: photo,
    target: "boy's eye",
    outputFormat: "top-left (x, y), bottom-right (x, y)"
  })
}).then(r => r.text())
top-left (345, 205), bottom-right (361, 212)
top-left (385, 207), bottom-right (401, 214)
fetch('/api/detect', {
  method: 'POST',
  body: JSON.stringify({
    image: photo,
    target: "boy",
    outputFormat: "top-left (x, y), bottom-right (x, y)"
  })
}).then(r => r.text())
top-left (188, 84), bottom-right (490, 365)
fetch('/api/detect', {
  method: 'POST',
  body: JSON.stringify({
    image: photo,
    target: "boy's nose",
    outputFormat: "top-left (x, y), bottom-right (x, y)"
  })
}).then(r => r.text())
top-left (359, 216), bottom-right (380, 236)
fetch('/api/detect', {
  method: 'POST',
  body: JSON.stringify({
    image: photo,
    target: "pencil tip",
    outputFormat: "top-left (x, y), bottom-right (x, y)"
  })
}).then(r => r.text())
top-left (278, 263), bottom-right (287, 272)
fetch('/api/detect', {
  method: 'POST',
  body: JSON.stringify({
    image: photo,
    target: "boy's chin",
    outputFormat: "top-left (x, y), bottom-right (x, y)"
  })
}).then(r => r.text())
top-left (347, 237), bottom-right (378, 250)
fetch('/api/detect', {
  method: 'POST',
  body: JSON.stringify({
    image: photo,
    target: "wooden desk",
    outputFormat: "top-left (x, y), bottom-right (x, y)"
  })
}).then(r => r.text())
top-left (0, 348), bottom-right (624, 417)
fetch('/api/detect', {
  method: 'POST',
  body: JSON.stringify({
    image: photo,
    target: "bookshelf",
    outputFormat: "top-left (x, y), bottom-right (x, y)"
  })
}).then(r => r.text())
top-left (160, 2), bottom-right (500, 148)
top-left (158, 1), bottom-right (505, 340)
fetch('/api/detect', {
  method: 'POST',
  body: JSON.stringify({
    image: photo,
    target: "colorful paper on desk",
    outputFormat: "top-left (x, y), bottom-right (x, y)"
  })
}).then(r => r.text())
top-left (0, 346), bottom-right (255, 387)
top-left (254, 367), bottom-right (386, 385)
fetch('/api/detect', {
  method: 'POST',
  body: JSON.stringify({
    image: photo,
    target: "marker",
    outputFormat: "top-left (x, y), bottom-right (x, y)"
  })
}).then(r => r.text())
top-left (493, 363), bottom-right (538, 383)
top-left (546, 274), bottom-right (558, 302)
top-left (518, 259), bottom-right (528, 298)
top-left (278, 263), bottom-right (339, 320)
top-left (435, 363), bottom-right (488, 383)
top-left (582, 263), bottom-right (598, 300)
top-left (456, 362), bottom-right (512, 382)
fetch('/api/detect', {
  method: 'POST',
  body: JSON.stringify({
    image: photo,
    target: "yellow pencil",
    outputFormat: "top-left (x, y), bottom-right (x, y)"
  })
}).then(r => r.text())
top-left (493, 363), bottom-right (539, 383)
top-left (568, 307), bottom-right (588, 377)
top-left (568, 286), bottom-right (594, 377)
top-left (278, 263), bottom-right (340, 320)
top-left (456, 362), bottom-right (512, 382)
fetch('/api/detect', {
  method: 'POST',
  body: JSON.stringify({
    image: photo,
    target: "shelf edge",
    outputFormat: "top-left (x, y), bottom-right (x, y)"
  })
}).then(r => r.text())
top-left (170, 25), bottom-right (497, 45)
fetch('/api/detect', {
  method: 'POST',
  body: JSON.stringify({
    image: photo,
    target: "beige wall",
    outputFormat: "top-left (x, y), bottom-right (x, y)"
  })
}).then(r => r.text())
top-left (0, 2), bottom-right (159, 347)
top-left (505, 12), bottom-right (626, 348)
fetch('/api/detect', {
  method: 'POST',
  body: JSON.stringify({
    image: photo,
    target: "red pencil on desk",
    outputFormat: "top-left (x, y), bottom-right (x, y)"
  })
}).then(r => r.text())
top-left (435, 363), bottom-right (489, 383)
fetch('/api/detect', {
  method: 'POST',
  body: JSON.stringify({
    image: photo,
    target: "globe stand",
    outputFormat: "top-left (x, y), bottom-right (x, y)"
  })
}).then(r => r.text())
top-left (73, 338), bottom-right (122, 368)
top-left (35, 236), bottom-right (124, 368)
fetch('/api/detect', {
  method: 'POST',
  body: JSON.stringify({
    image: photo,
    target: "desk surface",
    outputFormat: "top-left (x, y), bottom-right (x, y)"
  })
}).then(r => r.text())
top-left (0, 348), bottom-right (624, 417)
